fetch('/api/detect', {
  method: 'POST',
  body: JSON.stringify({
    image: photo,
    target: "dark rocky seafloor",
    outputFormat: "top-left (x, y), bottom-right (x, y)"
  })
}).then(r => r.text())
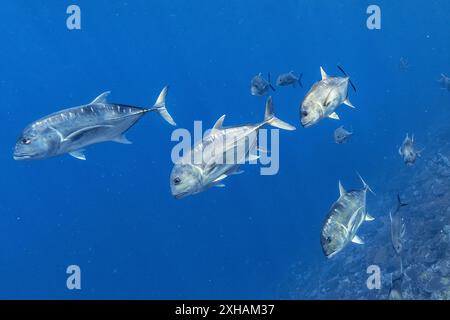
top-left (288, 124), bottom-right (450, 300)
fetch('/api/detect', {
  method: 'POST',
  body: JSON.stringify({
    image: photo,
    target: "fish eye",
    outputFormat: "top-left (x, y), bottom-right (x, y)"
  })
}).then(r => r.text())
top-left (21, 138), bottom-right (31, 145)
top-left (326, 236), bottom-right (332, 243)
top-left (173, 177), bottom-right (181, 185)
top-left (302, 111), bottom-right (308, 116)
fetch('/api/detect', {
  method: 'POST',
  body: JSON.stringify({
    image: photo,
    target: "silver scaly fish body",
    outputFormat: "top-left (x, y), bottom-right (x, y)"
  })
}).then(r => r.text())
top-left (300, 67), bottom-right (354, 128)
top-left (170, 97), bottom-right (295, 199)
top-left (320, 175), bottom-right (374, 258)
top-left (14, 87), bottom-right (175, 161)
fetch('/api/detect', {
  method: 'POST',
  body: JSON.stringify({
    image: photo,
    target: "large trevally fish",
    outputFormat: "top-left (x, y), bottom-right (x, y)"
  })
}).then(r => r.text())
top-left (170, 97), bottom-right (295, 199)
top-left (14, 87), bottom-right (175, 161)
top-left (321, 174), bottom-right (375, 258)
top-left (300, 66), bottom-right (356, 128)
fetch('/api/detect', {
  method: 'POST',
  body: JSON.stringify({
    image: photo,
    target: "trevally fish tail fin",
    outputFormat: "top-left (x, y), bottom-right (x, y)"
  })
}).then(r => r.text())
top-left (263, 96), bottom-right (296, 131)
top-left (298, 72), bottom-right (303, 88)
top-left (356, 171), bottom-right (375, 195)
top-left (268, 72), bottom-right (276, 92)
top-left (337, 65), bottom-right (357, 92)
top-left (149, 86), bottom-right (176, 126)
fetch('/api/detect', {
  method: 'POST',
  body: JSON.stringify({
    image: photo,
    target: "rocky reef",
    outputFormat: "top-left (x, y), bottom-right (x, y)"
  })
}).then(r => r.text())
top-left (289, 125), bottom-right (450, 300)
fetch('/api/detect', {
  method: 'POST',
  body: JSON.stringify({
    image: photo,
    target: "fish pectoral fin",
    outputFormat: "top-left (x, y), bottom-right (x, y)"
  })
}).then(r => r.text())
top-left (69, 149), bottom-right (86, 161)
top-left (65, 125), bottom-right (114, 142)
top-left (112, 134), bottom-right (132, 144)
top-left (90, 91), bottom-right (111, 104)
top-left (351, 235), bottom-right (364, 245)
top-left (328, 112), bottom-right (340, 120)
top-left (365, 213), bottom-right (375, 221)
top-left (343, 98), bottom-right (355, 108)
top-left (214, 183), bottom-right (226, 188)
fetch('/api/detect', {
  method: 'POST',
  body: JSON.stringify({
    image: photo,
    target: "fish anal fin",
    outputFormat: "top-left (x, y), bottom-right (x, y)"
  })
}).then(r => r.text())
top-left (69, 149), bottom-right (86, 161)
top-left (112, 134), bottom-right (132, 144)
top-left (365, 213), bottom-right (375, 221)
top-left (328, 112), bottom-right (340, 120)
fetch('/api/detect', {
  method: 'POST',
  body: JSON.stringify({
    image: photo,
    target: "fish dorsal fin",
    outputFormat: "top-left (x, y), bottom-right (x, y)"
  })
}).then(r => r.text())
top-left (90, 91), bottom-right (110, 104)
top-left (320, 67), bottom-right (328, 80)
top-left (213, 115), bottom-right (226, 130)
top-left (351, 235), bottom-right (364, 245)
top-left (338, 180), bottom-right (346, 196)
top-left (328, 112), bottom-right (340, 120)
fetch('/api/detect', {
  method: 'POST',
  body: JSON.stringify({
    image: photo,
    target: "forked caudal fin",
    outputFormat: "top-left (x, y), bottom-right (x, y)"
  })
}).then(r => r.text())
top-left (263, 96), bottom-right (296, 130)
top-left (149, 86), bottom-right (176, 126)
top-left (356, 171), bottom-right (375, 195)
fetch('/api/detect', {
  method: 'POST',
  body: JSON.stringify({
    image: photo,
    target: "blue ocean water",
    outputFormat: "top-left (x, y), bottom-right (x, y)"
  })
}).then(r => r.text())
top-left (0, 0), bottom-right (449, 299)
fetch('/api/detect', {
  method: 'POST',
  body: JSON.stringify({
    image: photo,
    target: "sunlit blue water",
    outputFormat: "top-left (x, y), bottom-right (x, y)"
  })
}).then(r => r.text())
top-left (0, 0), bottom-right (449, 299)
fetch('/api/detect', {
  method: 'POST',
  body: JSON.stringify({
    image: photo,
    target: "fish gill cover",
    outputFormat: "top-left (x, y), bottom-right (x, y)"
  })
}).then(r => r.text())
top-left (0, 0), bottom-right (449, 300)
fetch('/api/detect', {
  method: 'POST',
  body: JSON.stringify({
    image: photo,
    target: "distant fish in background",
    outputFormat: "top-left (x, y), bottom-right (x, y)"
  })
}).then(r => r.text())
top-left (390, 194), bottom-right (407, 255)
top-left (334, 126), bottom-right (353, 144)
top-left (320, 174), bottom-right (375, 258)
top-left (250, 73), bottom-right (275, 96)
top-left (438, 73), bottom-right (450, 91)
top-left (300, 66), bottom-right (356, 128)
top-left (170, 96), bottom-right (295, 199)
top-left (398, 57), bottom-right (409, 71)
top-left (13, 87), bottom-right (176, 161)
top-left (398, 134), bottom-right (422, 166)
top-left (276, 71), bottom-right (303, 88)
top-left (388, 259), bottom-right (404, 300)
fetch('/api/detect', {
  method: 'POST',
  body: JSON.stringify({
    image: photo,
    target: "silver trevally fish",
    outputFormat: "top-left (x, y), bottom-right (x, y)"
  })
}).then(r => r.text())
top-left (390, 194), bottom-right (407, 255)
top-left (170, 97), bottom-right (295, 199)
top-left (14, 87), bottom-right (175, 161)
top-left (276, 71), bottom-right (303, 88)
top-left (334, 125), bottom-right (353, 144)
top-left (388, 260), bottom-right (404, 300)
top-left (250, 73), bottom-right (275, 96)
top-left (300, 66), bottom-right (356, 128)
top-left (320, 174), bottom-right (375, 258)
top-left (398, 133), bottom-right (422, 166)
